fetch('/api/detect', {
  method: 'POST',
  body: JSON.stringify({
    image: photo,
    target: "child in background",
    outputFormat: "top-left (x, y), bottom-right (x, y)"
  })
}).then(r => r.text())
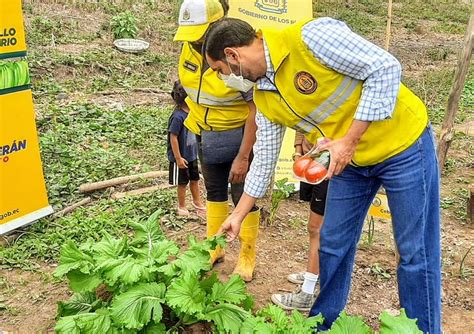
top-left (167, 80), bottom-right (206, 217)
top-left (271, 131), bottom-right (329, 311)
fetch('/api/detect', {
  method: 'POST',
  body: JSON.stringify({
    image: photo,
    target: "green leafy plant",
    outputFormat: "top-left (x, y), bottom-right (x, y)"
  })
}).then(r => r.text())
top-left (110, 11), bottom-right (138, 39)
top-left (325, 309), bottom-right (422, 334)
top-left (54, 211), bottom-right (324, 333)
top-left (241, 304), bottom-right (323, 333)
top-left (267, 178), bottom-right (295, 225)
top-left (370, 263), bottom-right (392, 280)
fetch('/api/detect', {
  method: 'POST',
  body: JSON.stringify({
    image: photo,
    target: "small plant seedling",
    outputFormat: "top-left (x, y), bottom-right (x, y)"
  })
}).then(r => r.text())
top-left (267, 178), bottom-right (295, 226)
top-left (110, 11), bottom-right (138, 39)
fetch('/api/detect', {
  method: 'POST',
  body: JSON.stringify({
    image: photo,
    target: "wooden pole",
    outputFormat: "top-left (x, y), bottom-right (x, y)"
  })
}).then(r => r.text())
top-left (79, 171), bottom-right (167, 193)
top-left (384, 0), bottom-right (393, 50)
top-left (110, 184), bottom-right (175, 200)
top-left (438, 10), bottom-right (474, 169)
top-left (52, 197), bottom-right (92, 218)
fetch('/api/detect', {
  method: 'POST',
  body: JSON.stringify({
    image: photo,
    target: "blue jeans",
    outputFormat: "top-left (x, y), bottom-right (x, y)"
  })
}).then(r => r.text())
top-left (309, 126), bottom-right (441, 334)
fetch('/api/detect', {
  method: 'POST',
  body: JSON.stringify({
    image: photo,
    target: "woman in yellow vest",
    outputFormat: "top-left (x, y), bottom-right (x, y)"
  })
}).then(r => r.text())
top-left (173, 0), bottom-right (260, 282)
top-left (204, 18), bottom-right (441, 333)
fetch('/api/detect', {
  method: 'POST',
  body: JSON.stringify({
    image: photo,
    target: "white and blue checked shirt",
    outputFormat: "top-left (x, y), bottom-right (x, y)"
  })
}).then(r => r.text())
top-left (244, 17), bottom-right (402, 198)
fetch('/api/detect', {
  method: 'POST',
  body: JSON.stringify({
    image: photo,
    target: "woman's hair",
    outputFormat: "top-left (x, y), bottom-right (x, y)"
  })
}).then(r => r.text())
top-left (219, 0), bottom-right (229, 16)
top-left (170, 80), bottom-right (187, 108)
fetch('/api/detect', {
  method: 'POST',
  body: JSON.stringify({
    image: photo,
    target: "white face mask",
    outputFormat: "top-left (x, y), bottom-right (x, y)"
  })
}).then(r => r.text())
top-left (222, 57), bottom-right (256, 92)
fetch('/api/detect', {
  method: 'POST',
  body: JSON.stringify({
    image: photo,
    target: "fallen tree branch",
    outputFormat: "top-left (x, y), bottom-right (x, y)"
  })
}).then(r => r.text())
top-left (53, 197), bottom-right (92, 218)
top-left (79, 171), bottom-right (167, 193)
top-left (94, 88), bottom-right (169, 96)
top-left (111, 184), bottom-right (175, 200)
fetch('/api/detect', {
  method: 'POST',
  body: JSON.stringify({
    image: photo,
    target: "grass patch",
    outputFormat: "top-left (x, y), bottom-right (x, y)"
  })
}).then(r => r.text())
top-left (314, 1), bottom-right (386, 37)
top-left (37, 102), bottom-right (170, 207)
top-left (404, 68), bottom-right (473, 125)
top-left (0, 193), bottom-right (174, 270)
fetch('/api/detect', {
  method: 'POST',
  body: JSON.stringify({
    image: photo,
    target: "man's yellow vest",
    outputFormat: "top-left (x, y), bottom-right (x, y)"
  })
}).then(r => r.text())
top-left (178, 42), bottom-right (250, 135)
top-left (253, 21), bottom-right (428, 166)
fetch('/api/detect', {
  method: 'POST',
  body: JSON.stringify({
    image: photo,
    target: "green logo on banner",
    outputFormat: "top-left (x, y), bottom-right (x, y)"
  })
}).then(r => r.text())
top-left (254, 0), bottom-right (287, 14)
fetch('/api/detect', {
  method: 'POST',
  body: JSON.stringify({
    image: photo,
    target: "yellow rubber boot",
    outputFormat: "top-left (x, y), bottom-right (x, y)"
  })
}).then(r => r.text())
top-left (207, 201), bottom-right (228, 266)
top-left (233, 210), bottom-right (260, 282)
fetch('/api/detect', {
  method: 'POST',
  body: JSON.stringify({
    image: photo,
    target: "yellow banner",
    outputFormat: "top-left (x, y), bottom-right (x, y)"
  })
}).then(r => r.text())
top-left (229, 0), bottom-right (313, 29)
top-left (0, 91), bottom-right (52, 234)
top-left (368, 193), bottom-right (391, 220)
top-left (229, 0), bottom-right (313, 187)
top-left (0, 0), bottom-right (27, 58)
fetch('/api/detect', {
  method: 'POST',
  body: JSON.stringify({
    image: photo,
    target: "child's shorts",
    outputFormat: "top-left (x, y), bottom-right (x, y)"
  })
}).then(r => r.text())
top-left (169, 159), bottom-right (200, 185)
top-left (299, 179), bottom-right (329, 215)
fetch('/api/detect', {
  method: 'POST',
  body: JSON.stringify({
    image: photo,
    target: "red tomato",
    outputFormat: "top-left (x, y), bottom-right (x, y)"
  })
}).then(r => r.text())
top-left (293, 156), bottom-right (313, 178)
top-left (304, 160), bottom-right (327, 184)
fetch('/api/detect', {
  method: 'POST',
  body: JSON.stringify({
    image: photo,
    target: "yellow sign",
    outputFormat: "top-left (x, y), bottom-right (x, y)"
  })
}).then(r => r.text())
top-left (228, 1), bottom-right (313, 188)
top-left (0, 0), bottom-right (27, 59)
top-left (229, 0), bottom-right (313, 29)
top-left (0, 89), bottom-right (53, 234)
top-left (0, 0), bottom-right (51, 233)
top-left (368, 193), bottom-right (391, 220)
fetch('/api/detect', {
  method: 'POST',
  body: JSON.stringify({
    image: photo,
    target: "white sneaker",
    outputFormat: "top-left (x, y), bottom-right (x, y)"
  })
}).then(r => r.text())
top-left (287, 272), bottom-right (305, 284)
top-left (271, 288), bottom-right (316, 312)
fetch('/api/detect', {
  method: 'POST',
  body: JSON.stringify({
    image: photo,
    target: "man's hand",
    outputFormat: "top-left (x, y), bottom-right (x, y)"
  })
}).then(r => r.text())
top-left (319, 120), bottom-right (371, 178)
top-left (319, 136), bottom-right (358, 178)
top-left (228, 154), bottom-right (249, 184)
top-left (217, 215), bottom-right (243, 242)
top-left (177, 157), bottom-right (188, 169)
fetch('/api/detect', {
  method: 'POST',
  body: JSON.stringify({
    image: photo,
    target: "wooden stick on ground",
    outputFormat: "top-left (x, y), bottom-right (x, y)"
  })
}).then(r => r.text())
top-left (52, 197), bottom-right (92, 218)
top-left (438, 10), bottom-right (474, 169)
top-left (469, 186), bottom-right (474, 224)
top-left (111, 184), bottom-right (175, 200)
top-left (384, 0), bottom-right (393, 50)
top-left (79, 171), bottom-right (167, 193)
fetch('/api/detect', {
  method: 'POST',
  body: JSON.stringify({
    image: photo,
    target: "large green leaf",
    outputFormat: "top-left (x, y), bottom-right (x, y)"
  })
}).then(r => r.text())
top-left (166, 273), bottom-right (206, 315)
top-left (67, 270), bottom-right (102, 293)
top-left (326, 311), bottom-right (374, 334)
top-left (56, 309), bottom-right (114, 334)
top-left (210, 274), bottom-right (247, 304)
top-left (111, 282), bottom-right (165, 330)
top-left (203, 303), bottom-right (250, 334)
top-left (99, 256), bottom-right (149, 286)
top-left (240, 315), bottom-right (274, 334)
top-left (379, 309), bottom-right (423, 334)
top-left (258, 304), bottom-right (289, 330)
top-left (55, 315), bottom-right (81, 334)
top-left (139, 322), bottom-right (167, 334)
top-left (92, 233), bottom-right (128, 263)
top-left (76, 309), bottom-right (114, 333)
top-left (149, 239), bottom-right (179, 264)
top-left (55, 241), bottom-right (95, 277)
top-left (129, 210), bottom-right (164, 245)
top-left (57, 292), bottom-right (100, 317)
top-left (288, 310), bottom-right (323, 333)
top-left (200, 272), bottom-right (220, 294)
top-left (173, 248), bottom-right (211, 275)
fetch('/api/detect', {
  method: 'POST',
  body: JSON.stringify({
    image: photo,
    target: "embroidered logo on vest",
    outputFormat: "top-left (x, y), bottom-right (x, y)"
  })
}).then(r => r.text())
top-left (183, 60), bottom-right (198, 73)
top-left (294, 71), bottom-right (317, 94)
